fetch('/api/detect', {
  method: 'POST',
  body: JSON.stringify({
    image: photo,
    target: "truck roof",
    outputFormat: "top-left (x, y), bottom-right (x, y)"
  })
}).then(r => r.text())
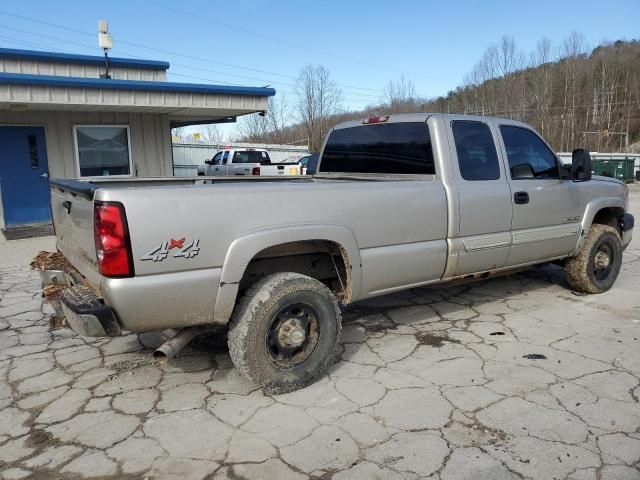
top-left (332, 112), bottom-right (531, 131)
top-left (219, 147), bottom-right (269, 152)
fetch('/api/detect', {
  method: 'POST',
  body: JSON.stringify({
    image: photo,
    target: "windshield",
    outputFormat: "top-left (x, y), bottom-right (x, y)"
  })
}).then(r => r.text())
top-left (233, 150), bottom-right (271, 164)
top-left (320, 122), bottom-right (435, 174)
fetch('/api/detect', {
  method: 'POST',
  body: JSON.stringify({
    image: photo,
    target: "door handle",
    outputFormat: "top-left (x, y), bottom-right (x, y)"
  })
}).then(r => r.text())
top-left (40, 172), bottom-right (49, 178)
top-left (514, 191), bottom-right (529, 204)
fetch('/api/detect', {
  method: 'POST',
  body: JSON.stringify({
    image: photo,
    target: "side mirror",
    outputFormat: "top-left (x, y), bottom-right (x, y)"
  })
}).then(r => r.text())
top-left (204, 159), bottom-right (212, 165)
top-left (571, 148), bottom-right (592, 182)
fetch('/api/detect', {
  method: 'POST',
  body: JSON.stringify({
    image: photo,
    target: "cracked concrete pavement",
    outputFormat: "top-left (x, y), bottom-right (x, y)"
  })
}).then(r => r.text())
top-left (1, 186), bottom-right (639, 480)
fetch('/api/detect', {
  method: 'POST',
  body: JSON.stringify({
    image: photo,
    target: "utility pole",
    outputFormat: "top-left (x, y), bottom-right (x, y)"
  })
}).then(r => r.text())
top-left (581, 129), bottom-right (629, 152)
top-left (98, 20), bottom-right (113, 80)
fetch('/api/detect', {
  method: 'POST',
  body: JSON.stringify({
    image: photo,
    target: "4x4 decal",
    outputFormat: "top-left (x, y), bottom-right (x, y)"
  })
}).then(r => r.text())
top-left (141, 238), bottom-right (200, 262)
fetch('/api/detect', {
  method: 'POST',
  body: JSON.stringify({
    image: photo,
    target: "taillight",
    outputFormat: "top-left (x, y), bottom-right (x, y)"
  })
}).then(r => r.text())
top-left (252, 166), bottom-right (260, 176)
top-left (94, 201), bottom-right (134, 277)
top-left (363, 115), bottom-right (389, 124)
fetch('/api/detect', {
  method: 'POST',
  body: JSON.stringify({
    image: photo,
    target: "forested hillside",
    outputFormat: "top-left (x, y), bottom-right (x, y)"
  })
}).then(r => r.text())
top-left (239, 34), bottom-right (640, 153)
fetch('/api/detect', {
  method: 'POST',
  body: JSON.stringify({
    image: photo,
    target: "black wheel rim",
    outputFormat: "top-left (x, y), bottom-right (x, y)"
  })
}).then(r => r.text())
top-left (593, 240), bottom-right (614, 282)
top-left (266, 302), bottom-right (320, 369)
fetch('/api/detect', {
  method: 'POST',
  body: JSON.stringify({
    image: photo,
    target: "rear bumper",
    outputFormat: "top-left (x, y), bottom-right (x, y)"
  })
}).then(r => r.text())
top-left (60, 285), bottom-right (122, 337)
top-left (620, 213), bottom-right (634, 250)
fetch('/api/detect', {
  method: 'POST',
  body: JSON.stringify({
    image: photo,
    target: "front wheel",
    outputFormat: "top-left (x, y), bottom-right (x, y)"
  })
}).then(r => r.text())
top-left (228, 272), bottom-right (342, 393)
top-left (565, 224), bottom-right (623, 293)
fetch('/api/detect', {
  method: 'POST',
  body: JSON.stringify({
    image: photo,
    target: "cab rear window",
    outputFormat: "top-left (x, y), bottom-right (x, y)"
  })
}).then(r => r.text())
top-left (233, 151), bottom-right (271, 164)
top-left (320, 122), bottom-right (435, 174)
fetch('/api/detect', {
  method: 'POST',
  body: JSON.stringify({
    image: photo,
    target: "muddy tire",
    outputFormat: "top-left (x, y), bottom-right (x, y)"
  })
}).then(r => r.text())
top-left (227, 272), bottom-right (342, 393)
top-left (565, 224), bottom-right (622, 294)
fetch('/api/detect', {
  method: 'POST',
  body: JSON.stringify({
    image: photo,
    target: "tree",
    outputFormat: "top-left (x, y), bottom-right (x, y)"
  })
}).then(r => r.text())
top-left (558, 31), bottom-right (587, 150)
top-left (382, 75), bottom-right (417, 113)
top-left (493, 36), bottom-right (525, 116)
top-left (529, 37), bottom-right (554, 137)
top-left (264, 95), bottom-right (290, 144)
top-left (237, 95), bottom-right (290, 144)
top-left (235, 36), bottom-right (640, 153)
top-left (199, 123), bottom-right (222, 143)
top-left (295, 64), bottom-right (342, 152)
top-left (237, 112), bottom-right (268, 142)
top-left (171, 126), bottom-right (188, 140)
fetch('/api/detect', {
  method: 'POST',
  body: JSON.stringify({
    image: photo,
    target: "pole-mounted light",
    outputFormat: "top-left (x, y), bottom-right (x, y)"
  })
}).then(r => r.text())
top-left (98, 20), bottom-right (113, 79)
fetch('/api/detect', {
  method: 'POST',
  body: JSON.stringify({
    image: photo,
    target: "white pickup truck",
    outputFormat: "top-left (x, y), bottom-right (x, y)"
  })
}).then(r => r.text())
top-left (197, 148), bottom-right (301, 176)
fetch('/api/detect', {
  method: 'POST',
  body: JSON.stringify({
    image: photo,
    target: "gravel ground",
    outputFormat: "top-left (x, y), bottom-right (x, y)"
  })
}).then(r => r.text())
top-left (0, 186), bottom-right (639, 480)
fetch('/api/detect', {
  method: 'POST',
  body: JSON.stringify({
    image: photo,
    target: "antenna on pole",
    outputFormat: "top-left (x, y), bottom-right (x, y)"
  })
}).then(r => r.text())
top-left (98, 20), bottom-right (113, 79)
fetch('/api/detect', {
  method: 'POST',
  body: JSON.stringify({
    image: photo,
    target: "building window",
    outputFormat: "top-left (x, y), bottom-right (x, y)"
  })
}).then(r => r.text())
top-left (74, 126), bottom-right (132, 177)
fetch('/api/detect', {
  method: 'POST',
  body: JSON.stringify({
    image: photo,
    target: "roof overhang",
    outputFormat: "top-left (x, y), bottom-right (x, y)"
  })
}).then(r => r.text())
top-left (0, 72), bottom-right (275, 121)
top-left (0, 47), bottom-right (170, 70)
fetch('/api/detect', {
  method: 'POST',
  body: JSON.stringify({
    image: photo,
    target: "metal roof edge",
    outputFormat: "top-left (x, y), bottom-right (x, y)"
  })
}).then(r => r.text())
top-left (0, 72), bottom-right (277, 97)
top-left (0, 47), bottom-right (170, 71)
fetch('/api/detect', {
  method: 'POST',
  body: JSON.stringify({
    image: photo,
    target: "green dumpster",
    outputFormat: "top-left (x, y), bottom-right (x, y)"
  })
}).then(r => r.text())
top-left (591, 156), bottom-right (636, 183)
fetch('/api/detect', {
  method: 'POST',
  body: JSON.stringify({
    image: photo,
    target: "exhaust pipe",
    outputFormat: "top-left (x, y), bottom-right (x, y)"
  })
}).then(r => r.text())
top-left (153, 326), bottom-right (212, 363)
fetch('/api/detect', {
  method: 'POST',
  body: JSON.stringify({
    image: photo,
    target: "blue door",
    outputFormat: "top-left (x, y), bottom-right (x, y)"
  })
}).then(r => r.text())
top-left (0, 126), bottom-right (51, 226)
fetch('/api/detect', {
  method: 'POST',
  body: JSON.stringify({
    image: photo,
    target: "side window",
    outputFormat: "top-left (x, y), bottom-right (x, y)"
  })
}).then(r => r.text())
top-left (451, 121), bottom-right (500, 181)
top-left (211, 152), bottom-right (222, 165)
top-left (222, 151), bottom-right (230, 165)
top-left (500, 126), bottom-right (559, 179)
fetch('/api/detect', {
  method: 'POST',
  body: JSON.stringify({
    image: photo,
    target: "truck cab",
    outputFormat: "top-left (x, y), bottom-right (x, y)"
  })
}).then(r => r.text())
top-left (197, 148), bottom-right (301, 176)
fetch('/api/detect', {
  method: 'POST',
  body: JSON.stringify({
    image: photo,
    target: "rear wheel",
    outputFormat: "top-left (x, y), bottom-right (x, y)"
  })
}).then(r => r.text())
top-left (228, 272), bottom-right (342, 393)
top-left (565, 224), bottom-right (622, 293)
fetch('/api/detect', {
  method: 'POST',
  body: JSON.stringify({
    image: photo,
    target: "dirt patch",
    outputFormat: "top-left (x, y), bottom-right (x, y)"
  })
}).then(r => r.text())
top-left (30, 251), bottom-right (69, 271)
top-left (43, 283), bottom-right (65, 299)
top-left (522, 353), bottom-right (547, 360)
top-left (414, 332), bottom-right (460, 347)
top-left (469, 419), bottom-right (509, 444)
top-left (362, 321), bottom-right (397, 334)
top-left (382, 455), bottom-right (405, 466)
top-left (25, 429), bottom-right (53, 449)
top-left (106, 357), bottom-right (158, 374)
top-left (49, 314), bottom-right (65, 329)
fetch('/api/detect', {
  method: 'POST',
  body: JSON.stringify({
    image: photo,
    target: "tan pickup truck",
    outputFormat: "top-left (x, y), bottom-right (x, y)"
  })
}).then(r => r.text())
top-left (48, 113), bottom-right (634, 392)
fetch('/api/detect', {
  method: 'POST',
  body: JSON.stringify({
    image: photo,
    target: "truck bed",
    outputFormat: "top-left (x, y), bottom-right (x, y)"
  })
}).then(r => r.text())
top-left (50, 173), bottom-right (448, 330)
top-left (51, 173), bottom-right (426, 198)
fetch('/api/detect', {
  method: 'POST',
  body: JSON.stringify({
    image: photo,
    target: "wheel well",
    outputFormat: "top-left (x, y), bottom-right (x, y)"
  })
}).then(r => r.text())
top-left (592, 207), bottom-right (624, 234)
top-left (238, 240), bottom-right (352, 303)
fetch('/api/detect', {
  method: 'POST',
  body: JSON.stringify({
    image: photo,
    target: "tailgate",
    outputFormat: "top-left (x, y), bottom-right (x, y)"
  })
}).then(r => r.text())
top-left (262, 164), bottom-right (300, 176)
top-left (50, 181), bottom-right (101, 287)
